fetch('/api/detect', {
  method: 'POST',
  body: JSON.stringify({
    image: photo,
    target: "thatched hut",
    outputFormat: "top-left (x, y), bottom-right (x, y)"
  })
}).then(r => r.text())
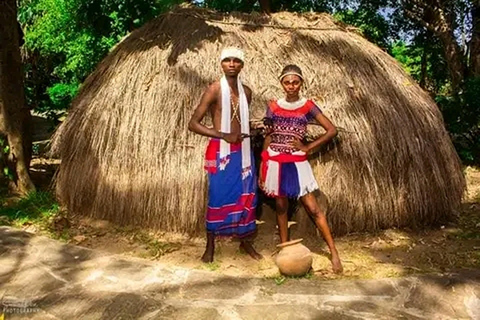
top-left (51, 5), bottom-right (465, 236)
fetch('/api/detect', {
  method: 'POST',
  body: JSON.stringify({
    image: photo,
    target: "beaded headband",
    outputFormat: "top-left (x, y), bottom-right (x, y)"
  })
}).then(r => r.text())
top-left (279, 72), bottom-right (304, 81)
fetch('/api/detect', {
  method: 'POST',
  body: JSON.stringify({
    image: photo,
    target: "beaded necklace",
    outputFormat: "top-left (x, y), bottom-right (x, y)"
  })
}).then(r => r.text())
top-left (230, 95), bottom-right (241, 124)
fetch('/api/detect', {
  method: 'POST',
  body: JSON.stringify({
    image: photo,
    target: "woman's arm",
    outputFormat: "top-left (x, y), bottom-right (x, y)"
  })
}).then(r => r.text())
top-left (306, 112), bottom-right (337, 151)
top-left (291, 112), bottom-right (337, 153)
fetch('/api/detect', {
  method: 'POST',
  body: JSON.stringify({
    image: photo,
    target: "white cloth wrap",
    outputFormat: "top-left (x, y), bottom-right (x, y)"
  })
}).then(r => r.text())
top-left (219, 76), bottom-right (251, 178)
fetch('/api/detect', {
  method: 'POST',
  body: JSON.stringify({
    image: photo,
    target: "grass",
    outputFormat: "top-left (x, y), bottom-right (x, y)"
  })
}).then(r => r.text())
top-left (274, 275), bottom-right (287, 285)
top-left (0, 191), bottom-right (61, 228)
top-left (51, 228), bottom-right (72, 242)
top-left (126, 229), bottom-right (181, 258)
top-left (267, 270), bottom-right (315, 285)
top-left (0, 167), bottom-right (478, 281)
top-left (203, 261), bottom-right (221, 271)
top-left (0, 191), bottom-right (74, 242)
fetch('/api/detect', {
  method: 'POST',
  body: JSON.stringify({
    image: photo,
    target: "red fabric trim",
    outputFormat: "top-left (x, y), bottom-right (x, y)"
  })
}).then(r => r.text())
top-left (261, 150), bottom-right (307, 163)
top-left (207, 139), bottom-right (242, 152)
top-left (260, 152), bottom-right (269, 185)
top-left (206, 193), bottom-right (255, 220)
top-left (269, 99), bottom-right (314, 117)
top-left (204, 139), bottom-right (242, 173)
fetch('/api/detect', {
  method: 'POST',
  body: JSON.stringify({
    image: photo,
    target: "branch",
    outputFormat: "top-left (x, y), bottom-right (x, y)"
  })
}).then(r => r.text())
top-left (404, 8), bottom-right (435, 32)
top-left (403, 0), bottom-right (427, 10)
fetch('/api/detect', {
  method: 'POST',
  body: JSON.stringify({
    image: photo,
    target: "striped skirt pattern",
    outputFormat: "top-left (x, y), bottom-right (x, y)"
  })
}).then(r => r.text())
top-left (260, 147), bottom-right (318, 198)
top-left (204, 139), bottom-right (257, 238)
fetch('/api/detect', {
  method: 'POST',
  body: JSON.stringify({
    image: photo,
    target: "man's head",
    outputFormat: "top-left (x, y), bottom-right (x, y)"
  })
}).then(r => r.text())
top-left (220, 47), bottom-right (244, 77)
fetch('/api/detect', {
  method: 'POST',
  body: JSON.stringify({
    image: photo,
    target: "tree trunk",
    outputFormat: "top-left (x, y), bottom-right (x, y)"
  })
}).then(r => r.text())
top-left (470, 0), bottom-right (480, 77)
top-left (419, 33), bottom-right (428, 89)
top-left (438, 28), bottom-right (466, 92)
top-left (0, 0), bottom-right (35, 194)
top-left (403, 1), bottom-right (466, 93)
top-left (259, 0), bottom-right (271, 13)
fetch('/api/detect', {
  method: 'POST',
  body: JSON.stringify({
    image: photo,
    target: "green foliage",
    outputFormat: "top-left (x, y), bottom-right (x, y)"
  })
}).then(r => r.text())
top-left (46, 82), bottom-right (80, 114)
top-left (390, 37), bottom-right (449, 93)
top-left (200, 0), bottom-right (258, 12)
top-left (18, 0), bottom-right (182, 120)
top-left (201, 0), bottom-right (340, 13)
top-left (268, 269), bottom-right (314, 285)
top-left (390, 41), bottom-right (421, 75)
top-left (131, 230), bottom-right (181, 258)
top-left (0, 138), bottom-right (14, 181)
top-left (0, 191), bottom-right (60, 225)
top-left (437, 77), bottom-right (480, 164)
top-left (15, 0), bottom-right (480, 164)
top-left (389, 35), bottom-right (480, 165)
top-left (334, 8), bottom-right (391, 48)
top-left (203, 261), bottom-right (221, 271)
top-left (268, 0), bottom-right (339, 12)
top-left (274, 275), bottom-right (286, 285)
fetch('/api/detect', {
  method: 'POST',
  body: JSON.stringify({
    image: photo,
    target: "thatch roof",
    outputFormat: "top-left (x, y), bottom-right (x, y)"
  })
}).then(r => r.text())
top-left (51, 5), bottom-right (465, 235)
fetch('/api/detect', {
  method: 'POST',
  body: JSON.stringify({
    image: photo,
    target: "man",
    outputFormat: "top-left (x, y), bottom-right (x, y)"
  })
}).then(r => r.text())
top-left (188, 47), bottom-right (262, 263)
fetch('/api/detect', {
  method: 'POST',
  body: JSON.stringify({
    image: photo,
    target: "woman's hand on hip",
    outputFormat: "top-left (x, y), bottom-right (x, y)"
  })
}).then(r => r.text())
top-left (291, 138), bottom-right (310, 153)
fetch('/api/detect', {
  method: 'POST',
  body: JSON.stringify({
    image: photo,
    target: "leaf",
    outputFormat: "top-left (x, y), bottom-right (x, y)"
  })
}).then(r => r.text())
top-left (274, 275), bottom-right (286, 285)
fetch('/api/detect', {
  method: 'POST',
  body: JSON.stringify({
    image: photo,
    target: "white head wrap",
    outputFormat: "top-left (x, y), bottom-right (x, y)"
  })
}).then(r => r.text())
top-left (220, 47), bottom-right (244, 62)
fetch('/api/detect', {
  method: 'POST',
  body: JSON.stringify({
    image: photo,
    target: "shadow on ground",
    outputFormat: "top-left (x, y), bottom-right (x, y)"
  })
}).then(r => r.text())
top-left (1, 226), bottom-right (479, 319)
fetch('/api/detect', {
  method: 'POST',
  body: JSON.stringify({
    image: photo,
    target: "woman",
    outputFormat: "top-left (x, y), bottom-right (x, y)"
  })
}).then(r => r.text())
top-left (260, 64), bottom-right (343, 274)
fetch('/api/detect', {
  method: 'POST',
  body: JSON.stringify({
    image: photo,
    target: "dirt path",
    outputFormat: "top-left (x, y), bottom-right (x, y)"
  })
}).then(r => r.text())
top-left (53, 167), bottom-right (480, 281)
top-left (1, 226), bottom-right (479, 319)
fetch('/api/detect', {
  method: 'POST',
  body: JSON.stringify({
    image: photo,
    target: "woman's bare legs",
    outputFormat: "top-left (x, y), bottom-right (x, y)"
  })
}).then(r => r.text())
top-left (275, 197), bottom-right (289, 243)
top-left (301, 193), bottom-right (343, 274)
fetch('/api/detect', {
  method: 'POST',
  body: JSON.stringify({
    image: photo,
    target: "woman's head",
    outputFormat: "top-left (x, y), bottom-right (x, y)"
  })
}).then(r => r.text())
top-left (279, 65), bottom-right (304, 100)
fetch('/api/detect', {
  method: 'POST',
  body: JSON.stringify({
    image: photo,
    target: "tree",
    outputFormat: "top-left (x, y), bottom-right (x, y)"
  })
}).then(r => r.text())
top-left (18, 0), bottom-right (183, 121)
top-left (392, 0), bottom-right (480, 162)
top-left (399, 0), bottom-right (468, 92)
top-left (259, 0), bottom-right (270, 13)
top-left (0, 0), bottom-right (35, 194)
top-left (334, 7), bottom-right (391, 49)
top-left (202, 0), bottom-right (339, 14)
top-left (471, 0), bottom-right (480, 76)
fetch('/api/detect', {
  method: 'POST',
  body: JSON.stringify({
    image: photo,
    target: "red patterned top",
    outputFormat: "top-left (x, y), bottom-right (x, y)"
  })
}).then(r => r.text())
top-left (266, 99), bottom-right (322, 154)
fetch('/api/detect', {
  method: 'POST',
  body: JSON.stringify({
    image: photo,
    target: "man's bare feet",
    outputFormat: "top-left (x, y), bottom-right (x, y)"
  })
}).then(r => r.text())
top-left (331, 250), bottom-right (343, 274)
top-left (201, 247), bottom-right (214, 263)
top-left (201, 233), bottom-right (215, 263)
top-left (239, 241), bottom-right (263, 260)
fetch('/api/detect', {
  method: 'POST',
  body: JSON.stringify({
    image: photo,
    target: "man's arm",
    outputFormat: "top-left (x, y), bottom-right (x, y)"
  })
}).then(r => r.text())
top-left (188, 83), bottom-right (242, 143)
top-left (244, 85), bottom-right (252, 105)
top-left (244, 85), bottom-right (260, 133)
top-left (188, 84), bottom-right (223, 139)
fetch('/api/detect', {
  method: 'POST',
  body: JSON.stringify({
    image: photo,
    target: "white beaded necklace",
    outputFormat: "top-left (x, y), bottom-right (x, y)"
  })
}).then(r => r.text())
top-left (277, 97), bottom-right (307, 110)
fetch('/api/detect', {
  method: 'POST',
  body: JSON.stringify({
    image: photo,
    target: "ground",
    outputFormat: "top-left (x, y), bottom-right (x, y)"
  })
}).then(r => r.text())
top-left (1, 161), bottom-right (480, 319)
top-left (5, 160), bottom-right (480, 281)
top-left (1, 226), bottom-right (480, 319)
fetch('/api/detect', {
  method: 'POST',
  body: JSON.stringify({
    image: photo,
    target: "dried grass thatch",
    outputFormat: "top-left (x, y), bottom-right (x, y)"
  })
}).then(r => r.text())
top-left (51, 5), bottom-right (465, 236)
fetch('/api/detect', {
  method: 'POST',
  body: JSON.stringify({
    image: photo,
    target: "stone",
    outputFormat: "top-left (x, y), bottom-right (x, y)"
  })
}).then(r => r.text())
top-left (2, 227), bottom-right (480, 320)
top-left (73, 235), bottom-right (86, 243)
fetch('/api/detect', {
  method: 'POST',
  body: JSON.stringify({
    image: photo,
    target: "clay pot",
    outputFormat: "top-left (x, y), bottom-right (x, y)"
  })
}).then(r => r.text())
top-left (275, 238), bottom-right (313, 276)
